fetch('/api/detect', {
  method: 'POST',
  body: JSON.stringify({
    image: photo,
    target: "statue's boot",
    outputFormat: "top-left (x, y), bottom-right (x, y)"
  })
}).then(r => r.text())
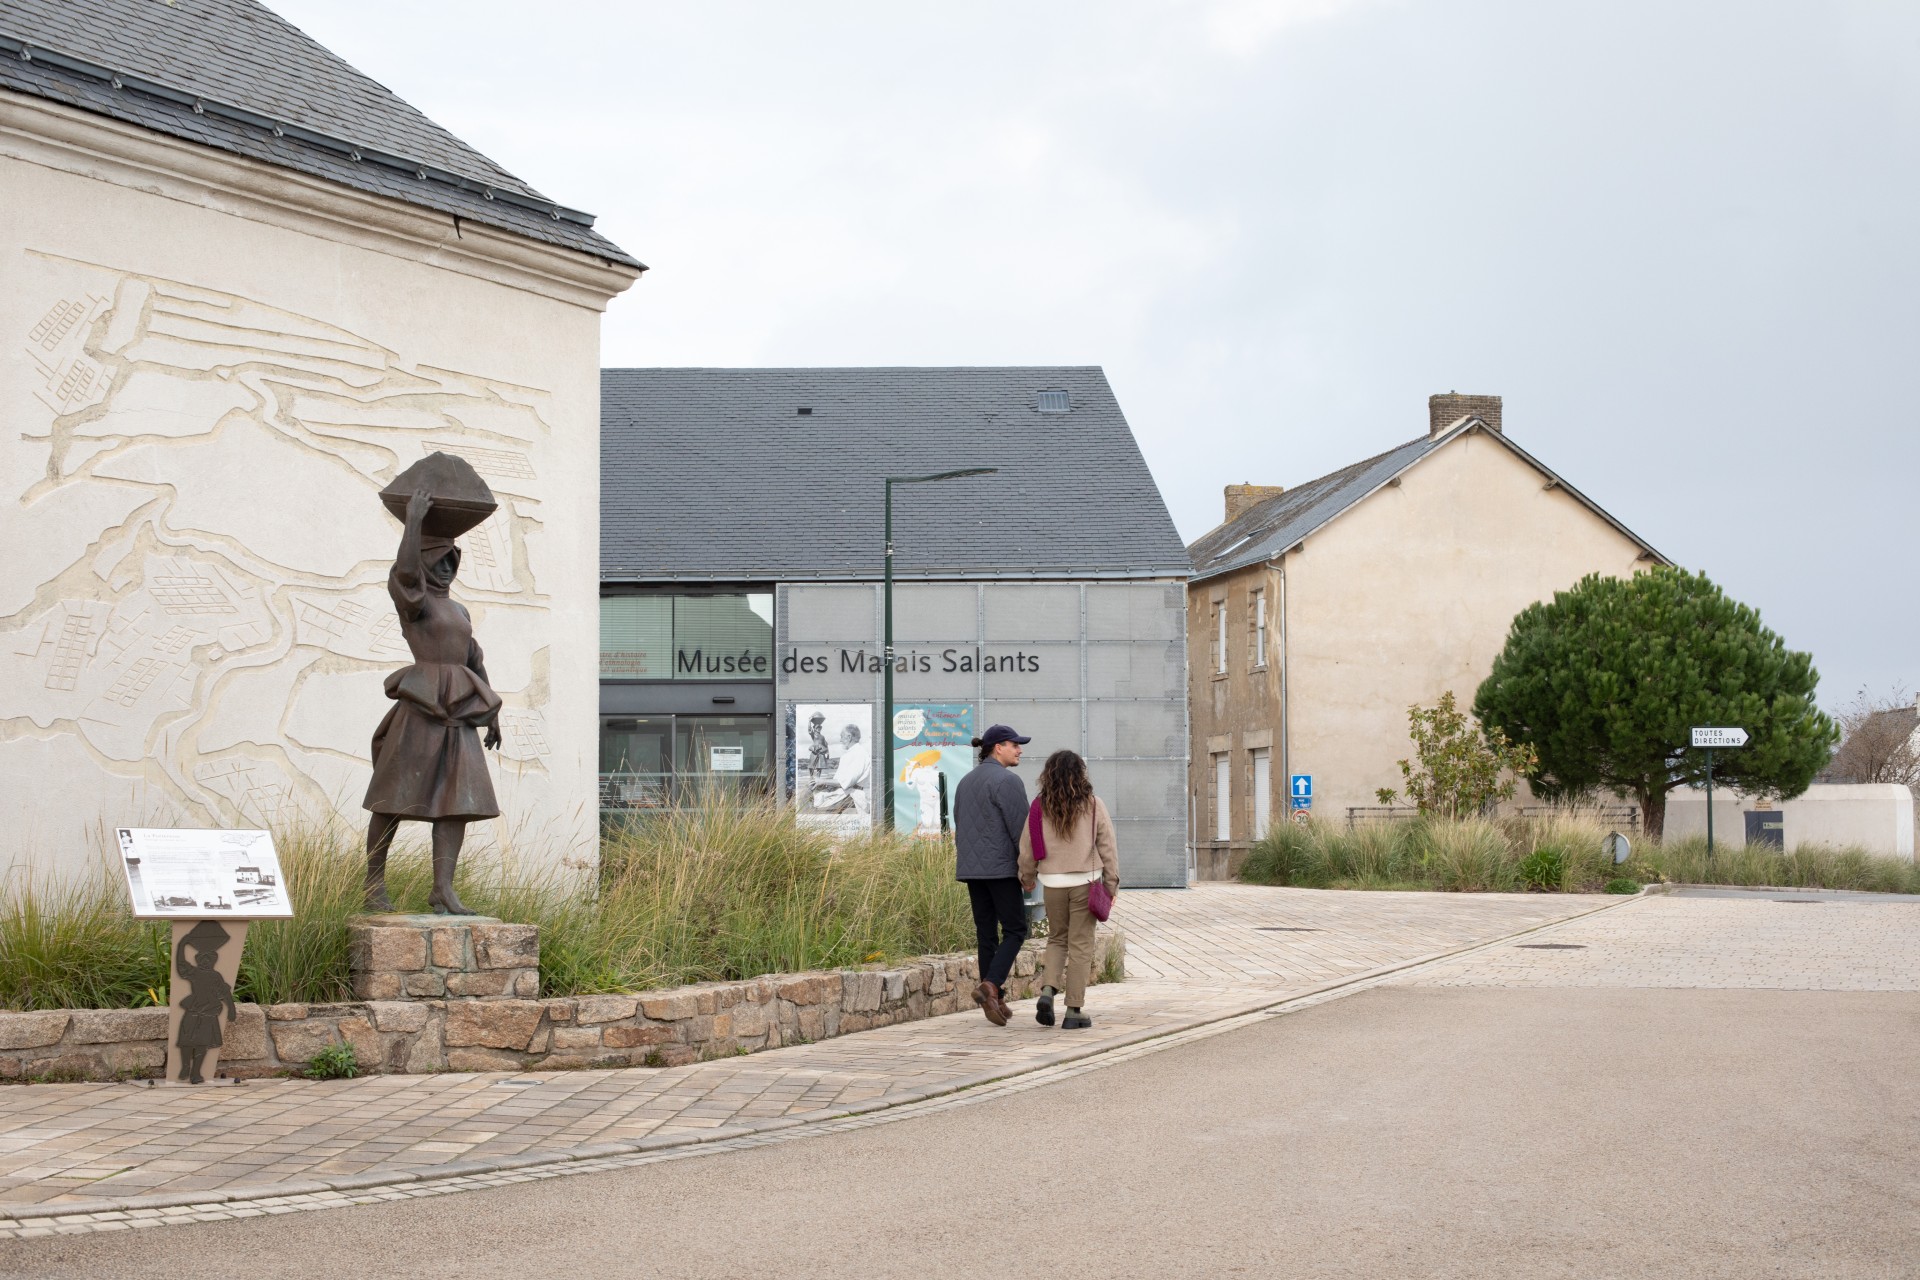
top-left (365, 874), bottom-right (394, 914)
top-left (428, 849), bottom-right (476, 916)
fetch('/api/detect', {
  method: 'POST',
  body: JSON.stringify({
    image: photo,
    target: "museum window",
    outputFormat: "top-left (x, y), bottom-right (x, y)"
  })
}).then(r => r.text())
top-left (1249, 589), bottom-right (1266, 670)
top-left (600, 591), bottom-right (773, 680)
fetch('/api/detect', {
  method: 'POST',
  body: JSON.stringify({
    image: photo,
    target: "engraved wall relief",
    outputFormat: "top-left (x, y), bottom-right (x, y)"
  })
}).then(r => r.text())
top-left (2, 252), bottom-right (562, 839)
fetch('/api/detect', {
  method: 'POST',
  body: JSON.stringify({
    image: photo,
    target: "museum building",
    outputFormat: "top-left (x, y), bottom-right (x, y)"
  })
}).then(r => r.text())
top-left (601, 367), bottom-right (1195, 887)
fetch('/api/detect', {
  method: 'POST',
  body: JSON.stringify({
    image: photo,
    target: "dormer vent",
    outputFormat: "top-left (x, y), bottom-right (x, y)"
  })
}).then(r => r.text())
top-left (1036, 390), bottom-right (1070, 414)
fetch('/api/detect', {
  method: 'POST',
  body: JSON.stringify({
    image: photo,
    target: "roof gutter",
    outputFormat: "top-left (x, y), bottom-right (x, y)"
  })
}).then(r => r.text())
top-left (0, 32), bottom-right (600, 229)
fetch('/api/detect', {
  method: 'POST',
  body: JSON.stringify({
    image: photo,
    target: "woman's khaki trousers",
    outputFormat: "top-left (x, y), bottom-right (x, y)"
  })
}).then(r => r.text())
top-left (1041, 882), bottom-right (1096, 1008)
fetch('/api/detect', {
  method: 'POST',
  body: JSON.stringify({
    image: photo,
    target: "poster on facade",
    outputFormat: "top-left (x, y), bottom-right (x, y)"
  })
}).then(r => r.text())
top-left (890, 704), bottom-right (975, 837)
top-left (117, 827), bottom-right (295, 919)
top-left (789, 703), bottom-right (873, 835)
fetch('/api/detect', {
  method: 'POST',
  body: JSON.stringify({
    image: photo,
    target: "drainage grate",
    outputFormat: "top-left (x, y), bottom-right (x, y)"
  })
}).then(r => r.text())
top-left (1517, 943), bottom-right (1587, 950)
top-left (1254, 926), bottom-right (1321, 932)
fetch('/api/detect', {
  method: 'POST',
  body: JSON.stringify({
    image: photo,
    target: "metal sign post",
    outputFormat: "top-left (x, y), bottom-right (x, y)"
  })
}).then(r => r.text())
top-left (1689, 728), bottom-right (1750, 861)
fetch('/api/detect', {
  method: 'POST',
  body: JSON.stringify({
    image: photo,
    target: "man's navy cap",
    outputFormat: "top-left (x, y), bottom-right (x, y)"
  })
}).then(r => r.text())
top-left (980, 724), bottom-right (1031, 748)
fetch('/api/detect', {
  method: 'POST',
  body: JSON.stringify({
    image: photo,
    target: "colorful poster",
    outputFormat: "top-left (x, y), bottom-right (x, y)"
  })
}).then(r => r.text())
top-left (790, 703), bottom-right (873, 836)
top-left (890, 704), bottom-right (975, 836)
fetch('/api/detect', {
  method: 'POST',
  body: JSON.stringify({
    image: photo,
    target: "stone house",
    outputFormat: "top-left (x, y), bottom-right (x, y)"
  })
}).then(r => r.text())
top-left (1184, 394), bottom-right (1666, 879)
top-left (0, 0), bottom-right (640, 881)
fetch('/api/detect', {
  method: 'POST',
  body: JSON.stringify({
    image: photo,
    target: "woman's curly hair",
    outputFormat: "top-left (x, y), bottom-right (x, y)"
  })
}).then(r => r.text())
top-left (1038, 750), bottom-right (1094, 834)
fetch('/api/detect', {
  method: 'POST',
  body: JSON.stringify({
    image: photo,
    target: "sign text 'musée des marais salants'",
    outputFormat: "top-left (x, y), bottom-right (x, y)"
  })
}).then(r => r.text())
top-left (779, 647), bottom-right (1044, 675)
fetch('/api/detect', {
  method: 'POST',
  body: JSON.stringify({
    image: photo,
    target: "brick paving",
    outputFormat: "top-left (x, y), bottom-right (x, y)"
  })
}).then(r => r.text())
top-left (0, 884), bottom-right (1614, 1225)
top-left (1397, 891), bottom-right (1920, 991)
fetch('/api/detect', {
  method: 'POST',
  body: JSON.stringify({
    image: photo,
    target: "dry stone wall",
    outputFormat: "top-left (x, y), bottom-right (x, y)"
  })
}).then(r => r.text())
top-left (0, 929), bottom-right (1124, 1082)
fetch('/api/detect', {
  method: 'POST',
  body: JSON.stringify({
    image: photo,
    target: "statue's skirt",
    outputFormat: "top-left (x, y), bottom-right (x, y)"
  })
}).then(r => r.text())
top-left (363, 662), bottom-right (502, 820)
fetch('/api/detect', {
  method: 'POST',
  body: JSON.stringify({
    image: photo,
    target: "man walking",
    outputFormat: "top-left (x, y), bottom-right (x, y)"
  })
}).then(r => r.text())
top-left (953, 723), bottom-right (1031, 1025)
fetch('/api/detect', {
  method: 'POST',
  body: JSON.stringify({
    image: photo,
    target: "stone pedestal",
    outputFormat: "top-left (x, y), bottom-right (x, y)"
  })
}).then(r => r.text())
top-left (349, 915), bottom-right (539, 1001)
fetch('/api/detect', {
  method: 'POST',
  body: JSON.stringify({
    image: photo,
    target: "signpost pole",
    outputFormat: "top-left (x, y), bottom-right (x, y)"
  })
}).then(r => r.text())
top-left (1705, 746), bottom-right (1715, 862)
top-left (882, 478), bottom-right (895, 829)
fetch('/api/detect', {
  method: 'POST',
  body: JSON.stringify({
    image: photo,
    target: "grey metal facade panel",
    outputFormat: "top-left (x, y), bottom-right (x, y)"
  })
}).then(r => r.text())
top-left (773, 580), bottom-right (1190, 887)
top-left (0, 1), bottom-right (637, 266)
top-left (601, 367), bottom-right (1192, 582)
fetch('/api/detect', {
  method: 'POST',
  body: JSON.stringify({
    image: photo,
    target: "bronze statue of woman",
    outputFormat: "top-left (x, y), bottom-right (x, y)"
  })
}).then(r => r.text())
top-left (363, 484), bottom-right (503, 915)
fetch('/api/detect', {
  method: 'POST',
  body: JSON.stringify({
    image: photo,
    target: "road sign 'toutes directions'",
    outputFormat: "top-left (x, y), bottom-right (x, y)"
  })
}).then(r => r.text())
top-left (1691, 727), bottom-right (1749, 749)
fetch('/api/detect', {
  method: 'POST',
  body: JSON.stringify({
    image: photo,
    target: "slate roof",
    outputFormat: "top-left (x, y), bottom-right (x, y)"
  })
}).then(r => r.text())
top-left (602, 368), bottom-right (1191, 582)
top-left (0, 0), bottom-right (638, 267)
top-left (1187, 418), bottom-right (1665, 582)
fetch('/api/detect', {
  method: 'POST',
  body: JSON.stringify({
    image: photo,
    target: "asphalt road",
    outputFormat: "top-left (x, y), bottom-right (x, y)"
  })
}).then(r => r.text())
top-left (9, 984), bottom-right (1917, 1280)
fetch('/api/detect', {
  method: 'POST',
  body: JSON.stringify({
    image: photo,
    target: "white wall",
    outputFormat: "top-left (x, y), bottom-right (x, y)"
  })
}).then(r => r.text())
top-left (0, 94), bottom-right (635, 883)
top-left (1665, 784), bottom-right (1915, 859)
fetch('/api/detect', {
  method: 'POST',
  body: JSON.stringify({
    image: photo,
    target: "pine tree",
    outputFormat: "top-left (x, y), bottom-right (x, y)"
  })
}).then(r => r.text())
top-left (1473, 566), bottom-right (1835, 839)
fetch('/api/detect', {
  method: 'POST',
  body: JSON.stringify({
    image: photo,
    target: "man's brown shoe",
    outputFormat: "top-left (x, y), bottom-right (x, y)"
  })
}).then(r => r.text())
top-left (975, 981), bottom-right (1009, 1026)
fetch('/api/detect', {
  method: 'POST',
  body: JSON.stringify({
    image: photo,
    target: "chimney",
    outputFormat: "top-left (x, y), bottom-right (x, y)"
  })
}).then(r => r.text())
top-left (1224, 483), bottom-right (1286, 523)
top-left (1428, 392), bottom-right (1502, 438)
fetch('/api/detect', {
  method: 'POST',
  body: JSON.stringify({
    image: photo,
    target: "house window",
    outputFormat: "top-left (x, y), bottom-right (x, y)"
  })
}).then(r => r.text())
top-left (1213, 752), bottom-right (1231, 841)
top-left (1213, 602), bottom-right (1227, 675)
top-left (1249, 589), bottom-right (1267, 669)
top-left (1251, 747), bottom-right (1271, 838)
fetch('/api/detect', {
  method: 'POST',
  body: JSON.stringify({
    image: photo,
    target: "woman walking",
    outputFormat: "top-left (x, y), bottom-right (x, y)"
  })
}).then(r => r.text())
top-left (1018, 750), bottom-right (1119, 1029)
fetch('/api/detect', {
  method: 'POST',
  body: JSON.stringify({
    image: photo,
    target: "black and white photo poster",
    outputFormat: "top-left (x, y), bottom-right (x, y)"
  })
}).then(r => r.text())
top-left (790, 703), bottom-right (872, 836)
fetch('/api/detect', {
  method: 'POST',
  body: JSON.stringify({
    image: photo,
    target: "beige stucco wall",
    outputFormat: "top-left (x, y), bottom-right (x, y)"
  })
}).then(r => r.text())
top-left (0, 93), bottom-right (635, 884)
top-left (1282, 428), bottom-right (1651, 823)
top-left (1666, 784), bottom-right (1916, 858)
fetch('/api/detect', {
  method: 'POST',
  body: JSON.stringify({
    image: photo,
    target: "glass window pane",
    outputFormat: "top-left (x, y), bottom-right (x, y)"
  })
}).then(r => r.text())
top-left (601, 597), bottom-right (672, 678)
top-left (600, 716), bottom-right (672, 809)
top-left (675, 715), bottom-right (772, 800)
top-left (671, 595), bottom-right (773, 680)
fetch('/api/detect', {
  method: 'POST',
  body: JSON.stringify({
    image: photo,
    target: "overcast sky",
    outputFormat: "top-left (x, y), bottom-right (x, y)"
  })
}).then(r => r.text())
top-left (273, 0), bottom-right (1919, 709)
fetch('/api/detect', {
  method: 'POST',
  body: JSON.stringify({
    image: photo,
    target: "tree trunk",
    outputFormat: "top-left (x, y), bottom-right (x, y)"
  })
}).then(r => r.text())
top-left (1640, 785), bottom-right (1665, 842)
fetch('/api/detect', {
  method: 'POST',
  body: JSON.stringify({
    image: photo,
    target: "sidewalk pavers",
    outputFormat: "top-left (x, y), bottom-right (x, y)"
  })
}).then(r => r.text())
top-left (1397, 892), bottom-right (1920, 991)
top-left (0, 885), bottom-right (1615, 1220)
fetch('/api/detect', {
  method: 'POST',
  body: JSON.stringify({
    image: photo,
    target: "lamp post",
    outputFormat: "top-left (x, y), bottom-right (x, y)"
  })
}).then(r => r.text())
top-left (883, 467), bottom-right (997, 830)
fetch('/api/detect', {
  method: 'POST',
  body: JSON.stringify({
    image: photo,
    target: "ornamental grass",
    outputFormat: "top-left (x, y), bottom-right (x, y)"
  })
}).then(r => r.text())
top-left (0, 794), bottom-right (973, 1013)
top-left (1240, 813), bottom-right (1920, 895)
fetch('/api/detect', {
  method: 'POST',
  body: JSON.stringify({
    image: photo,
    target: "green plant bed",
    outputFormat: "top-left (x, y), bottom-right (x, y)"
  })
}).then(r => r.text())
top-left (1240, 816), bottom-right (1920, 896)
top-left (1, 797), bottom-right (975, 1013)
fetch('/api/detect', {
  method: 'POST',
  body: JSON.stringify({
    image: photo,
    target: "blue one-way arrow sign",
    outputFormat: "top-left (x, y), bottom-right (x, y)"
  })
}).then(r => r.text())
top-left (1290, 774), bottom-right (1312, 807)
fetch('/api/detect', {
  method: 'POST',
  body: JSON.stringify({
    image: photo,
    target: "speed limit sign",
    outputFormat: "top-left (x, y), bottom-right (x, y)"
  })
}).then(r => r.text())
top-left (1290, 808), bottom-right (1311, 826)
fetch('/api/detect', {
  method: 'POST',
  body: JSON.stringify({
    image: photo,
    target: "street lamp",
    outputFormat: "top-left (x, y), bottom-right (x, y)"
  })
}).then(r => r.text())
top-left (882, 467), bottom-right (998, 829)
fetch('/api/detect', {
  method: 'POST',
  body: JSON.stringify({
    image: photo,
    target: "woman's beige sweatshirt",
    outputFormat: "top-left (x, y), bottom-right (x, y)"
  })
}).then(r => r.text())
top-left (1017, 796), bottom-right (1120, 890)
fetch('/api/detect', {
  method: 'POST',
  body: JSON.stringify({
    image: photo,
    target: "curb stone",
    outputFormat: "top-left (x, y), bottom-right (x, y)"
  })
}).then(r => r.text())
top-left (0, 891), bottom-right (1644, 1229)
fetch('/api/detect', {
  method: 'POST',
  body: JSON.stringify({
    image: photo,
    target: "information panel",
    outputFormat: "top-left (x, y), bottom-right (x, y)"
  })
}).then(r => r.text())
top-left (117, 828), bottom-right (295, 920)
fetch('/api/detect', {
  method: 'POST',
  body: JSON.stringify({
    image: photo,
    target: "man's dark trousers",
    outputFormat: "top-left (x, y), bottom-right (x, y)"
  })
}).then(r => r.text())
top-left (967, 877), bottom-right (1028, 988)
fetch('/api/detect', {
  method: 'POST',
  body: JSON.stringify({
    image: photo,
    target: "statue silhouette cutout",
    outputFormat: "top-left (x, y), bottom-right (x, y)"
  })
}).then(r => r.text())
top-left (363, 455), bottom-right (503, 915)
top-left (174, 920), bottom-right (236, 1084)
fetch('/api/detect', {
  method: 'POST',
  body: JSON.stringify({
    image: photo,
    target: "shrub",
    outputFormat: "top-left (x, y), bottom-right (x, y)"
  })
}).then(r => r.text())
top-left (304, 1041), bottom-right (359, 1080)
top-left (1518, 848), bottom-right (1565, 892)
top-left (1604, 878), bottom-right (1641, 894)
top-left (1375, 692), bottom-right (1538, 820)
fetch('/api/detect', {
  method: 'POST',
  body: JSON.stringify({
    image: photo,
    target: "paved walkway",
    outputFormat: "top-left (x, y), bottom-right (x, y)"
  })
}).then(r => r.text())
top-left (0, 885), bottom-right (1613, 1228)
top-left (1398, 890), bottom-right (1920, 991)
